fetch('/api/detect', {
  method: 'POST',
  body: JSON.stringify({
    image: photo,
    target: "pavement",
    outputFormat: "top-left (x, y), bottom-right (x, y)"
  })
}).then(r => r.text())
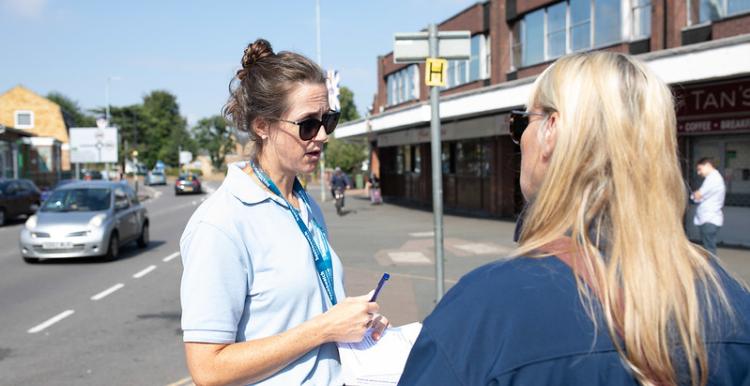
top-left (0, 179), bottom-right (746, 385)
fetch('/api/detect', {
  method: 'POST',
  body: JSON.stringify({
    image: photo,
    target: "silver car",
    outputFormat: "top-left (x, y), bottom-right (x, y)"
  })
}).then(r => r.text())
top-left (20, 181), bottom-right (150, 263)
top-left (145, 170), bottom-right (167, 186)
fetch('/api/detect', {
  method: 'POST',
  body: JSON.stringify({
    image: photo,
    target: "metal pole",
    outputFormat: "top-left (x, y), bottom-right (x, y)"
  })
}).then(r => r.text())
top-left (105, 78), bottom-right (111, 124)
top-left (428, 23), bottom-right (445, 302)
top-left (316, 0), bottom-right (326, 202)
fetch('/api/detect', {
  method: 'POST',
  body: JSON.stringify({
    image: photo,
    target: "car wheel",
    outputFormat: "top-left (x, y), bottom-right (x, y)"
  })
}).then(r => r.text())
top-left (23, 256), bottom-right (39, 264)
top-left (106, 233), bottom-right (120, 261)
top-left (0, 209), bottom-right (5, 226)
top-left (137, 223), bottom-right (149, 248)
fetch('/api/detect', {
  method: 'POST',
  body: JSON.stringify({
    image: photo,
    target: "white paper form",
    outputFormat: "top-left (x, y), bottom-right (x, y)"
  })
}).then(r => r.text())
top-left (338, 322), bottom-right (422, 386)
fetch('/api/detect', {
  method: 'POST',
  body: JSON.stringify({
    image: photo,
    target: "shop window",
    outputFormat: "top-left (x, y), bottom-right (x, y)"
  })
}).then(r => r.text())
top-left (412, 145), bottom-right (421, 174)
top-left (726, 141), bottom-right (750, 207)
top-left (15, 111), bottom-right (34, 129)
top-left (404, 145), bottom-right (412, 173)
top-left (691, 137), bottom-right (750, 207)
top-left (456, 140), bottom-right (484, 177)
top-left (396, 147), bottom-right (405, 175)
top-left (442, 142), bottom-right (456, 174)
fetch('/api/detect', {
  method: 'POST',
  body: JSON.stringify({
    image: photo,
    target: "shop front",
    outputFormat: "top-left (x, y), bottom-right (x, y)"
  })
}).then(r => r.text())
top-left (377, 113), bottom-right (522, 218)
top-left (675, 75), bottom-right (750, 247)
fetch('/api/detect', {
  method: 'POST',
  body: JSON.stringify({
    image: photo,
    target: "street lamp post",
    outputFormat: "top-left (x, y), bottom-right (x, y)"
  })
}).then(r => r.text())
top-left (105, 76), bottom-right (122, 178)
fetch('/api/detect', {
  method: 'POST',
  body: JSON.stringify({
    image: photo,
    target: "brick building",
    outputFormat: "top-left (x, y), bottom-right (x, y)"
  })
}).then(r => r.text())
top-left (335, 0), bottom-right (750, 247)
top-left (0, 85), bottom-right (69, 175)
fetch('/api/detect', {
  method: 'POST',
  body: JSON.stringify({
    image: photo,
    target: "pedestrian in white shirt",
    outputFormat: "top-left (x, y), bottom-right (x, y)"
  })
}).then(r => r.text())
top-left (691, 157), bottom-right (726, 255)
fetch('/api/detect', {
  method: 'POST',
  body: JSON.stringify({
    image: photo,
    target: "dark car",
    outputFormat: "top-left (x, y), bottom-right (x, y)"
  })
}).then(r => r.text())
top-left (0, 179), bottom-right (41, 226)
top-left (81, 170), bottom-right (103, 181)
top-left (175, 174), bottom-right (202, 195)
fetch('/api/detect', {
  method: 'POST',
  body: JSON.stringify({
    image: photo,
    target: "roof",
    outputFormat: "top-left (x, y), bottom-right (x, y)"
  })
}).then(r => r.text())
top-left (57, 181), bottom-right (128, 190)
top-left (0, 124), bottom-right (35, 137)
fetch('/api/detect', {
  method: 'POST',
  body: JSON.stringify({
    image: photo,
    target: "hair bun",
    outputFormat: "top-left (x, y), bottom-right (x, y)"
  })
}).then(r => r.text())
top-left (238, 39), bottom-right (274, 80)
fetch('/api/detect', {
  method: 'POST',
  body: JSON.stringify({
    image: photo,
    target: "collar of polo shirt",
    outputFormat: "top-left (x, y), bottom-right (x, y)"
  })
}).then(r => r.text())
top-left (225, 162), bottom-right (298, 209)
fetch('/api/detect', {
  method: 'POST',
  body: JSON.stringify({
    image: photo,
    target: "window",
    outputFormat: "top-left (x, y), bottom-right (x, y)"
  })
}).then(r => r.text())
top-left (512, 0), bottom-right (643, 68)
top-left (547, 2), bottom-right (567, 59)
top-left (524, 9), bottom-right (545, 66)
top-left (14, 111), bottom-right (34, 129)
top-left (442, 142), bottom-right (456, 174)
top-left (469, 34), bottom-right (488, 82)
top-left (698, 0), bottom-right (750, 23)
top-left (396, 147), bottom-right (405, 174)
top-left (386, 65), bottom-right (419, 106)
top-left (632, 0), bottom-right (652, 39)
top-left (570, 0), bottom-right (592, 51)
top-left (444, 34), bottom-right (488, 89)
top-left (412, 145), bottom-right (421, 174)
top-left (594, 0), bottom-right (622, 47)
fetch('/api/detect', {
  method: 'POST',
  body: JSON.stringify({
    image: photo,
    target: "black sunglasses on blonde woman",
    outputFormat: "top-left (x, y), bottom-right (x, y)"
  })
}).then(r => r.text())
top-left (272, 110), bottom-right (341, 141)
top-left (509, 110), bottom-right (545, 145)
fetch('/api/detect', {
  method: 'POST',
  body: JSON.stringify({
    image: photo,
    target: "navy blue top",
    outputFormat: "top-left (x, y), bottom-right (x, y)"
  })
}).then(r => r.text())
top-left (398, 256), bottom-right (750, 385)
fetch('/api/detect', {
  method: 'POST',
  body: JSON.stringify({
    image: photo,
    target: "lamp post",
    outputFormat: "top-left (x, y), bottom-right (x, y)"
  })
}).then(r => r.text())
top-left (105, 76), bottom-right (122, 178)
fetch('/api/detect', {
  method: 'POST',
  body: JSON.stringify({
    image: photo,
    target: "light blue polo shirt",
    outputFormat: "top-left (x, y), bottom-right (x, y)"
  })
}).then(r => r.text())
top-left (180, 162), bottom-right (346, 386)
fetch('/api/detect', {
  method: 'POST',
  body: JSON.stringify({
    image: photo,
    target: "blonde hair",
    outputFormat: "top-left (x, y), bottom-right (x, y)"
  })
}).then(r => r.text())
top-left (513, 52), bottom-right (734, 385)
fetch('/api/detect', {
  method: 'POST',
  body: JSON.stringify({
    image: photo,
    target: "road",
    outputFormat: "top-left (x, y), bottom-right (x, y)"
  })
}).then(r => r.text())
top-left (0, 181), bottom-right (213, 386)
top-left (1, 180), bottom-right (748, 385)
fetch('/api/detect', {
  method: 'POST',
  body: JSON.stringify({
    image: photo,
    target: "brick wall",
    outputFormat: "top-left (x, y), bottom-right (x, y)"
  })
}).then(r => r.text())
top-left (713, 13), bottom-right (750, 39)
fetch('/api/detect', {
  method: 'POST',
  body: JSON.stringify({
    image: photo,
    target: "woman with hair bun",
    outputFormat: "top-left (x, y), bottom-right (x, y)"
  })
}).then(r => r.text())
top-left (179, 38), bottom-right (387, 386)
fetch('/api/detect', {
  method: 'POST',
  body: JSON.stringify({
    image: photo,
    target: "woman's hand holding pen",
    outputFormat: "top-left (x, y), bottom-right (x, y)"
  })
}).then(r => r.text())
top-left (317, 293), bottom-right (389, 343)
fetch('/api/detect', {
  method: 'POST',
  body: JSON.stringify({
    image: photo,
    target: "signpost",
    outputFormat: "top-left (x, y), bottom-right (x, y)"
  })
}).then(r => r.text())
top-left (69, 127), bottom-right (119, 179)
top-left (393, 26), bottom-right (470, 303)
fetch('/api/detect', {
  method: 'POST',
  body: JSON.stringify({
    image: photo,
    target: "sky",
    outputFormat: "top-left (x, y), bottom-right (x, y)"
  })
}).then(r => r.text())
top-left (0, 0), bottom-right (478, 126)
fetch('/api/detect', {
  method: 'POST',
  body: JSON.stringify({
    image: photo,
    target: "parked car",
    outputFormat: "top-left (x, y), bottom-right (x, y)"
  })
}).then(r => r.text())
top-left (175, 174), bottom-right (201, 195)
top-left (0, 179), bottom-right (41, 226)
top-left (81, 170), bottom-right (103, 181)
top-left (145, 170), bottom-right (167, 186)
top-left (20, 181), bottom-right (149, 263)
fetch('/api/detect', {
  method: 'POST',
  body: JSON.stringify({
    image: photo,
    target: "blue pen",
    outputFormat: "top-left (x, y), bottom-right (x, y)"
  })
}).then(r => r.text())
top-left (369, 273), bottom-right (390, 302)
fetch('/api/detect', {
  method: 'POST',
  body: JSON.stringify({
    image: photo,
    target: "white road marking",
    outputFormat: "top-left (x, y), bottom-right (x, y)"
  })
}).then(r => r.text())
top-left (133, 265), bottom-right (157, 279)
top-left (163, 252), bottom-right (180, 262)
top-left (454, 243), bottom-right (511, 255)
top-left (90, 283), bottom-right (125, 301)
top-left (28, 310), bottom-right (75, 334)
top-left (165, 376), bottom-right (194, 386)
top-left (409, 231), bottom-right (434, 238)
top-left (388, 251), bottom-right (431, 264)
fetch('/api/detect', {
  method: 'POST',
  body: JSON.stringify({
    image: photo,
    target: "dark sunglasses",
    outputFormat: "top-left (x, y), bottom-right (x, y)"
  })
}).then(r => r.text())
top-left (272, 110), bottom-right (340, 141)
top-left (509, 110), bottom-right (546, 145)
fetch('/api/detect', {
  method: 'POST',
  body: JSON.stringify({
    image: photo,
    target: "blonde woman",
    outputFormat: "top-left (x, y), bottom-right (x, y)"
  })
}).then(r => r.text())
top-left (398, 52), bottom-right (750, 385)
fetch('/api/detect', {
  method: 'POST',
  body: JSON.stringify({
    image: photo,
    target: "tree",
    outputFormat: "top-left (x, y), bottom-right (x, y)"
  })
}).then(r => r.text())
top-left (326, 86), bottom-right (366, 174)
top-left (338, 86), bottom-right (360, 123)
top-left (46, 92), bottom-right (97, 127)
top-left (193, 115), bottom-right (235, 171)
top-left (140, 90), bottom-right (194, 168)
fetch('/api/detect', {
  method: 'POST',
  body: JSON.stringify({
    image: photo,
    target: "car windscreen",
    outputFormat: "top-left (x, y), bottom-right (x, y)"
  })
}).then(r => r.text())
top-left (41, 188), bottom-right (111, 212)
top-left (0, 182), bottom-right (8, 195)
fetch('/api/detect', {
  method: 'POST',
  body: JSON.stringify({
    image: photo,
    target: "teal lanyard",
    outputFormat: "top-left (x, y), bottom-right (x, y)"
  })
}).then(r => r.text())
top-left (250, 162), bottom-right (337, 306)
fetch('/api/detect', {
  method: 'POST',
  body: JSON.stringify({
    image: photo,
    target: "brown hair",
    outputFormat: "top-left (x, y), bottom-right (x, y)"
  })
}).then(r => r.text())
top-left (223, 38), bottom-right (326, 157)
top-left (696, 157), bottom-right (715, 167)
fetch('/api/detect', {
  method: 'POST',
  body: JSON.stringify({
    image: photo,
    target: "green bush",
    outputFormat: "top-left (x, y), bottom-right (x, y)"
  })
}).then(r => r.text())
top-left (164, 167), bottom-right (203, 177)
